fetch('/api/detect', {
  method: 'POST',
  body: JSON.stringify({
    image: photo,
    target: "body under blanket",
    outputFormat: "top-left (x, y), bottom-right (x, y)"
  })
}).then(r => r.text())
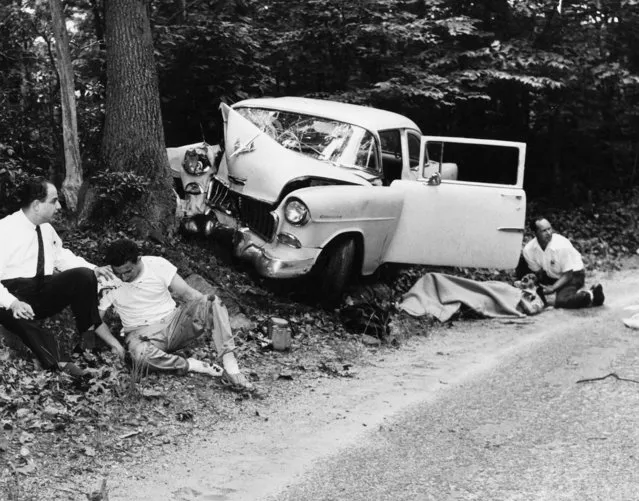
top-left (398, 272), bottom-right (527, 322)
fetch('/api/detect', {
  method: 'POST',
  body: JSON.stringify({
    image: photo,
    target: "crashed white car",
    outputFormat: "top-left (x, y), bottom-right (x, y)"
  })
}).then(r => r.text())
top-left (206, 97), bottom-right (527, 300)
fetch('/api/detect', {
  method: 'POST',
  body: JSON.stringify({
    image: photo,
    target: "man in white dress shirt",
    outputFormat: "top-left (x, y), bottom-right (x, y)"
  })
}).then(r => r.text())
top-left (516, 216), bottom-right (604, 309)
top-left (0, 178), bottom-right (125, 375)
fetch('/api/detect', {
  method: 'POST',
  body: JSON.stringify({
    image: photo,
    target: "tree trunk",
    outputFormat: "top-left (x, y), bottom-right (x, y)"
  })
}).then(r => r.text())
top-left (49, 0), bottom-right (83, 212)
top-left (95, 0), bottom-right (175, 239)
top-left (173, 0), bottom-right (186, 23)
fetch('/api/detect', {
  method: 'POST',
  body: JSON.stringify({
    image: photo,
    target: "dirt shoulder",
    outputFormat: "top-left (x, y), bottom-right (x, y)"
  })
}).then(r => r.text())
top-left (3, 259), bottom-right (635, 501)
top-left (105, 267), bottom-right (639, 501)
top-left (1, 219), bottom-right (638, 501)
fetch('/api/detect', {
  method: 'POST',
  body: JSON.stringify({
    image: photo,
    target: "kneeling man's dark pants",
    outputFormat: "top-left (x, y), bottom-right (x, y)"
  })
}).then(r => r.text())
top-left (552, 269), bottom-right (590, 309)
top-left (0, 268), bottom-right (101, 369)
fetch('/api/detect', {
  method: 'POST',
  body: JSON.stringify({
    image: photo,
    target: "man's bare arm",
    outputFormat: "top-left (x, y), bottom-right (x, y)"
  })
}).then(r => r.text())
top-left (542, 270), bottom-right (574, 294)
top-left (96, 311), bottom-right (125, 361)
top-left (169, 274), bottom-right (204, 302)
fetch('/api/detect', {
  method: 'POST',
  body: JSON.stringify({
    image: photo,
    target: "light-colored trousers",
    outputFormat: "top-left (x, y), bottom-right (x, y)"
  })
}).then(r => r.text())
top-left (125, 295), bottom-right (235, 374)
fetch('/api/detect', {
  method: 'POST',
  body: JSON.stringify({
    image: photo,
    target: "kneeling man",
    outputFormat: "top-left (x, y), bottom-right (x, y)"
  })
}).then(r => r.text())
top-left (517, 216), bottom-right (604, 309)
top-left (99, 239), bottom-right (252, 390)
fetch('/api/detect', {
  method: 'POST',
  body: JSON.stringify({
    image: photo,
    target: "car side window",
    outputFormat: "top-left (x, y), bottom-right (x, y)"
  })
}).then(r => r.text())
top-left (379, 129), bottom-right (403, 185)
top-left (407, 131), bottom-right (421, 169)
top-left (380, 129), bottom-right (401, 156)
top-left (427, 140), bottom-right (519, 185)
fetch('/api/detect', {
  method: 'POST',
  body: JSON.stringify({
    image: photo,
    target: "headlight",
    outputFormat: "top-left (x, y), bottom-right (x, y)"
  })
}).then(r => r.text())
top-left (284, 199), bottom-right (310, 225)
top-left (184, 182), bottom-right (204, 195)
top-left (183, 148), bottom-right (211, 175)
top-left (183, 159), bottom-right (210, 176)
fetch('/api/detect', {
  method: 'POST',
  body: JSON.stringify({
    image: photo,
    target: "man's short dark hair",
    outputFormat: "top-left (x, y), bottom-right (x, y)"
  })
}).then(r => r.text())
top-left (104, 239), bottom-right (140, 267)
top-left (528, 216), bottom-right (547, 233)
top-left (19, 177), bottom-right (51, 209)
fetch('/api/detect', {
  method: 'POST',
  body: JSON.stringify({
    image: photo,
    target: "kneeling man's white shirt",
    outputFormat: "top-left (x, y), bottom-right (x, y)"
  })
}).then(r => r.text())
top-left (99, 256), bottom-right (177, 331)
top-left (523, 233), bottom-right (584, 280)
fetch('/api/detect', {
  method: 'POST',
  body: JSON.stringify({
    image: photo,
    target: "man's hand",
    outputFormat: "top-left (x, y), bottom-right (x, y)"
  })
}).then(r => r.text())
top-left (187, 358), bottom-right (223, 377)
top-left (541, 285), bottom-right (555, 295)
top-left (94, 322), bottom-right (126, 363)
top-left (112, 344), bottom-right (126, 363)
top-left (9, 300), bottom-right (35, 320)
top-left (94, 266), bottom-right (116, 281)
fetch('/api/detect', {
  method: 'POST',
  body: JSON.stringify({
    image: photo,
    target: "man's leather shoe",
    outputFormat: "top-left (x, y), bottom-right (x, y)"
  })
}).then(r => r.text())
top-left (59, 362), bottom-right (88, 377)
top-left (591, 284), bottom-right (605, 307)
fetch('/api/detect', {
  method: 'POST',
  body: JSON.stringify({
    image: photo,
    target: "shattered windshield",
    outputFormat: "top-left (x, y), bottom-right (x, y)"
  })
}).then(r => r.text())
top-left (235, 107), bottom-right (380, 174)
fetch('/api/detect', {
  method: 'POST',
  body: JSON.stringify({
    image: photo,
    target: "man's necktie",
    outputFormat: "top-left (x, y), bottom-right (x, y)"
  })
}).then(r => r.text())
top-left (35, 225), bottom-right (45, 278)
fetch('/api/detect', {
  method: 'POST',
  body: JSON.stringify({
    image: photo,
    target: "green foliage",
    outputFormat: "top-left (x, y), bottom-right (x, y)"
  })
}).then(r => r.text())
top-left (90, 170), bottom-right (151, 218)
top-left (0, 143), bottom-right (45, 217)
top-left (1, 0), bottom-right (639, 204)
top-left (154, 8), bottom-right (272, 143)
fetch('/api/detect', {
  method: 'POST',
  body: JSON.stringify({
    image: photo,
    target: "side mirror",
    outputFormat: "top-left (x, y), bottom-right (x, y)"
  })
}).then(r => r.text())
top-left (426, 172), bottom-right (441, 186)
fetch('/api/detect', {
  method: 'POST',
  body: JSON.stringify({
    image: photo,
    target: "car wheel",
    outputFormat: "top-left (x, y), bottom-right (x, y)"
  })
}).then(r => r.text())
top-left (317, 237), bottom-right (356, 305)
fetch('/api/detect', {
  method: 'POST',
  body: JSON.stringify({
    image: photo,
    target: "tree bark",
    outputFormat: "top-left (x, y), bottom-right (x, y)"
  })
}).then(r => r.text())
top-left (95, 0), bottom-right (175, 239)
top-left (49, 0), bottom-right (83, 212)
top-left (174, 0), bottom-right (186, 23)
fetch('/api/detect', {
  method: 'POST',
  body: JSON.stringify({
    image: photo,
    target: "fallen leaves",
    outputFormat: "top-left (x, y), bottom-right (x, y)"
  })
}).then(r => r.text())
top-left (118, 431), bottom-right (141, 440)
top-left (175, 410), bottom-right (194, 422)
top-left (318, 361), bottom-right (355, 378)
top-left (13, 459), bottom-right (36, 475)
top-left (18, 431), bottom-right (33, 444)
top-left (2, 191), bottom-right (639, 499)
top-left (140, 388), bottom-right (165, 399)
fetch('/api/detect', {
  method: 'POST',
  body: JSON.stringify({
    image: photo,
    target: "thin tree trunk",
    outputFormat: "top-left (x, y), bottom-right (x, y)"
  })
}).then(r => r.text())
top-left (19, 58), bottom-right (29, 114)
top-left (174, 0), bottom-right (186, 23)
top-left (49, 0), bottom-right (82, 211)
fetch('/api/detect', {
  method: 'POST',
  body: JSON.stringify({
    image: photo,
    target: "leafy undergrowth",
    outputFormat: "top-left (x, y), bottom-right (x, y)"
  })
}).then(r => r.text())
top-left (2, 189), bottom-right (639, 499)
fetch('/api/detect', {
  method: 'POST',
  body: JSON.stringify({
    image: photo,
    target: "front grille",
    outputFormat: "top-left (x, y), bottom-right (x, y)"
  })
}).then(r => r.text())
top-left (237, 197), bottom-right (277, 241)
top-left (208, 178), bottom-right (235, 213)
top-left (208, 178), bottom-right (277, 241)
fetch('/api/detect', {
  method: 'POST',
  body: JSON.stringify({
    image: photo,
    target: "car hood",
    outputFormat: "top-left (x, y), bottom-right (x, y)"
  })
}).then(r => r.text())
top-left (219, 104), bottom-right (371, 203)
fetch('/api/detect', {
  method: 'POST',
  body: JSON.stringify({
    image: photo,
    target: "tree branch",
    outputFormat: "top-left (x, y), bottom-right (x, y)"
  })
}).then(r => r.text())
top-left (576, 372), bottom-right (639, 384)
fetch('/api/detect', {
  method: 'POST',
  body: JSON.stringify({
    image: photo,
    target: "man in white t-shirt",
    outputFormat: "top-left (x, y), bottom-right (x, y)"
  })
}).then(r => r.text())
top-left (516, 217), bottom-right (604, 309)
top-left (99, 239), bottom-right (253, 391)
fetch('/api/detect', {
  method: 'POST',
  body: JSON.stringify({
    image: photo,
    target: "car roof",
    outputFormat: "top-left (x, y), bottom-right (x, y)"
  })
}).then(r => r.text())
top-left (232, 97), bottom-right (421, 133)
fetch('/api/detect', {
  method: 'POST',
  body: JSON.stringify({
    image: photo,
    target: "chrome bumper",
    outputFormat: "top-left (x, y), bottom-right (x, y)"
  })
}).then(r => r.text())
top-left (233, 228), bottom-right (319, 279)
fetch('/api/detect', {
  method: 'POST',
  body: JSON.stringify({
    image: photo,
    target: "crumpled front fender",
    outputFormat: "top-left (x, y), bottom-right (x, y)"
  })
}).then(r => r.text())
top-left (233, 227), bottom-right (321, 278)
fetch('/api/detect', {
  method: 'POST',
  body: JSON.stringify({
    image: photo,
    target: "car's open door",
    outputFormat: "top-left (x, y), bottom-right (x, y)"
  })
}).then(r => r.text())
top-left (382, 137), bottom-right (526, 269)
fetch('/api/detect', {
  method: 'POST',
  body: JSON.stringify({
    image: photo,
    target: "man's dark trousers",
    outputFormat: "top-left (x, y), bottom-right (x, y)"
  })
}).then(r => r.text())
top-left (552, 269), bottom-right (591, 308)
top-left (0, 268), bottom-right (101, 369)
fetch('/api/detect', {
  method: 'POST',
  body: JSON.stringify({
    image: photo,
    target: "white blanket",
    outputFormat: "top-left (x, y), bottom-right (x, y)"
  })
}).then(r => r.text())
top-left (398, 272), bottom-right (525, 322)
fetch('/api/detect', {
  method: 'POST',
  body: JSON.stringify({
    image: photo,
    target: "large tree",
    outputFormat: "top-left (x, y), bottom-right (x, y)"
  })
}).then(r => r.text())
top-left (89, 0), bottom-right (174, 238)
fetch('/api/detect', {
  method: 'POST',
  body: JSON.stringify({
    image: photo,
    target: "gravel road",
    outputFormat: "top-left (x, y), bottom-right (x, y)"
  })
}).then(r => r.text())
top-left (106, 267), bottom-right (639, 501)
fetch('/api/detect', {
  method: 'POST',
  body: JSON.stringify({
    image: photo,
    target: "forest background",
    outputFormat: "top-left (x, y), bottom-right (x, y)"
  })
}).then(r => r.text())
top-left (2, 2), bottom-right (639, 498)
top-left (1, 0), bottom-right (639, 221)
